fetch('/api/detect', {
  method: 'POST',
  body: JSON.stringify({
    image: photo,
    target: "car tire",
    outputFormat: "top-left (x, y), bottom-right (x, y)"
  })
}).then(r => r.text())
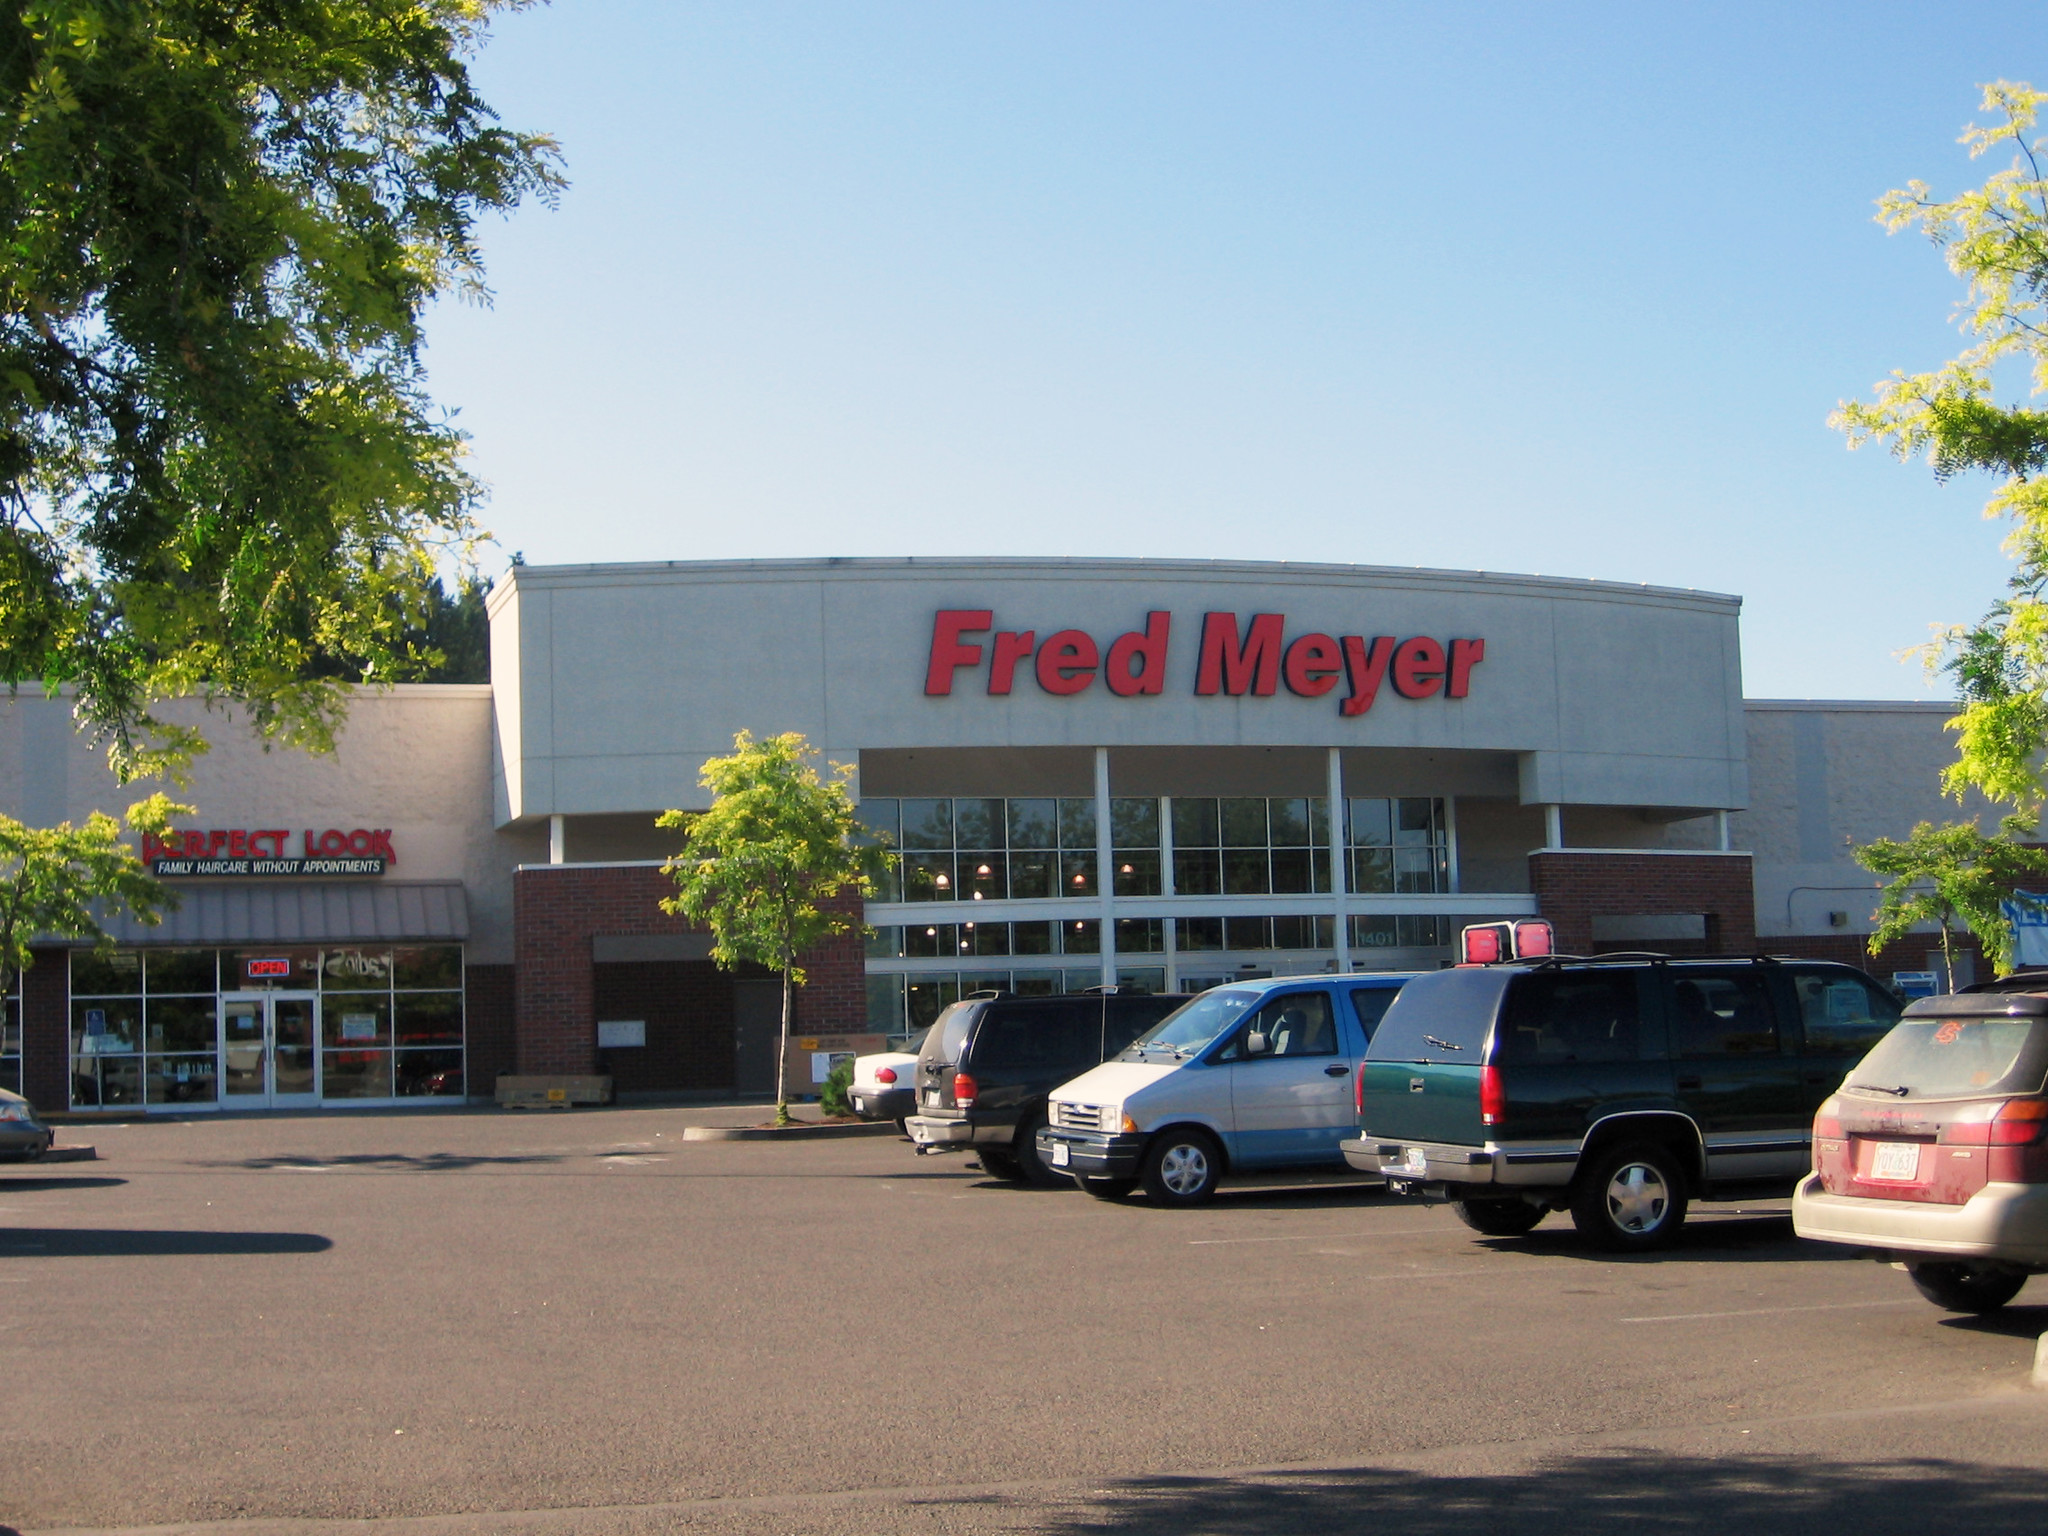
top-left (1906, 1260), bottom-right (2029, 1313)
top-left (1140, 1128), bottom-right (1224, 1207)
top-left (1076, 1175), bottom-right (1136, 1200)
top-left (1569, 1141), bottom-right (1689, 1251)
top-left (977, 1146), bottom-right (1027, 1182)
top-left (895, 1118), bottom-right (910, 1137)
top-left (1013, 1111), bottom-right (1070, 1188)
top-left (1453, 1198), bottom-right (1545, 1237)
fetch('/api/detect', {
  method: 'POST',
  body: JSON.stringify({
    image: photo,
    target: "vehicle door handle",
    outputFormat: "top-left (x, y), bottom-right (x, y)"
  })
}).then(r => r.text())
top-left (1676, 1076), bottom-right (1702, 1092)
top-left (1324, 1064), bottom-right (1350, 1077)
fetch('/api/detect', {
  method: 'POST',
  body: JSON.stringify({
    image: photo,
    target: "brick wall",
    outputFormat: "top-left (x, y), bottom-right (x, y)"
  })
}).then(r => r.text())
top-left (21, 945), bottom-right (67, 1114)
top-left (513, 866), bottom-right (868, 1075)
top-left (1530, 851), bottom-right (1756, 956)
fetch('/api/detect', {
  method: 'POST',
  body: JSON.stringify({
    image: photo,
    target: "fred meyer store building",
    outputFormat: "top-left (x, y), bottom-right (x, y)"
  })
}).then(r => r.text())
top-left (0, 558), bottom-right (1976, 1115)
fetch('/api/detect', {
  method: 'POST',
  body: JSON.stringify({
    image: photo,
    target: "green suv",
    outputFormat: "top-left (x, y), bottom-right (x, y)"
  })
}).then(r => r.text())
top-left (1343, 954), bottom-right (1901, 1249)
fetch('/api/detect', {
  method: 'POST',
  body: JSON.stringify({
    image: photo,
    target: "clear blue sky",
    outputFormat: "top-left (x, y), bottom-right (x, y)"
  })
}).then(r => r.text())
top-left (423, 1), bottom-right (2046, 699)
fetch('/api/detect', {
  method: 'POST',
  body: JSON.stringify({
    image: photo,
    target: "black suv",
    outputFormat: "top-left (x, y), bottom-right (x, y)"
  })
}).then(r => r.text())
top-left (1345, 954), bottom-right (1902, 1249)
top-left (907, 990), bottom-right (1186, 1186)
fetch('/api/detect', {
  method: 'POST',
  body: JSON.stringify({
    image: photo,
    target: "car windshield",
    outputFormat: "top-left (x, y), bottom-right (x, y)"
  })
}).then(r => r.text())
top-left (1848, 1015), bottom-right (2045, 1098)
top-left (1129, 988), bottom-right (1262, 1056)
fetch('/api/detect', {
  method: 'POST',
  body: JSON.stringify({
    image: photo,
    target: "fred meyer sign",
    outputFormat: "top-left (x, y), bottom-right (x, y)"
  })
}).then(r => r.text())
top-left (925, 610), bottom-right (1484, 717)
top-left (142, 827), bottom-right (395, 877)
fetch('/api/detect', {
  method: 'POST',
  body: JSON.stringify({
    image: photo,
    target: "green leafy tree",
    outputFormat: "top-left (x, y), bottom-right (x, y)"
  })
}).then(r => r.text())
top-left (1856, 817), bottom-right (2048, 979)
top-left (0, 0), bottom-right (560, 780)
top-left (658, 732), bottom-right (887, 1126)
top-left (1833, 81), bottom-right (2048, 810)
top-left (0, 794), bottom-right (189, 1007)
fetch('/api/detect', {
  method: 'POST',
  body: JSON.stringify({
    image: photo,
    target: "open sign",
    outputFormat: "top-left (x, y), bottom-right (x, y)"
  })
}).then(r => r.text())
top-left (245, 958), bottom-right (292, 979)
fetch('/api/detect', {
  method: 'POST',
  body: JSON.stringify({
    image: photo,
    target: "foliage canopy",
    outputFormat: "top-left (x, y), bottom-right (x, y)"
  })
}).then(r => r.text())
top-left (1855, 816), bottom-right (2048, 978)
top-left (0, 793), bottom-right (187, 1003)
top-left (0, 0), bottom-right (558, 779)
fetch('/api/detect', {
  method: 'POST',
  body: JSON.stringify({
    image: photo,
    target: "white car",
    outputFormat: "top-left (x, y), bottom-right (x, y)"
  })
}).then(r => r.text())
top-left (850, 1030), bottom-right (927, 1130)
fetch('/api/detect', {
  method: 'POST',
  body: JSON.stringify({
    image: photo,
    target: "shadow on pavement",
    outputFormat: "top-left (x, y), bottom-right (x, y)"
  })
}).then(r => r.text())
top-left (0, 1227), bottom-right (331, 1256)
top-left (0, 1176), bottom-right (126, 1192)
top-left (1471, 1213), bottom-right (1849, 1265)
top-left (1026, 1451), bottom-right (2048, 1535)
top-left (1941, 1301), bottom-right (2048, 1338)
top-left (218, 1152), bottom-right (564, 1171)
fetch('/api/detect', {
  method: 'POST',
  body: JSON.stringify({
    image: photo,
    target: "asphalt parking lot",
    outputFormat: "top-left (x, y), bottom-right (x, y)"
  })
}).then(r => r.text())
top-left (7, 1107), bottom-right (2048, 1536)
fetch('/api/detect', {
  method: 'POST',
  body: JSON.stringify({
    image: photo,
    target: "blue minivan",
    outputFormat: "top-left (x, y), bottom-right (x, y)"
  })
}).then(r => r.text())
top-left (1034, 973), bottom-right (1414, 1205)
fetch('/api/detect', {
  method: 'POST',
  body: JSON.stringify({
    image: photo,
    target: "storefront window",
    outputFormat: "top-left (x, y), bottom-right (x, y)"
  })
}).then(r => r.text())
top-left (1171, 798), bottom-right (1331, 896)
top-left (1, 970), bottom-right (20, 1097)
top-left (1349, 798), bottom-right (1448, 894)
top-left (68, 943), bottom-right (466, 1108)
top-left (854, 797), bottom-right (1106, 902)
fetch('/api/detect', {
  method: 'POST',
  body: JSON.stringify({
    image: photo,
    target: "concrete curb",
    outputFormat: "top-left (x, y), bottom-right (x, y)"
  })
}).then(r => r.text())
top-left (41, 1145), bottom-right (97, 1162)
top-left (682, 1121), bottom-right (900, 1142)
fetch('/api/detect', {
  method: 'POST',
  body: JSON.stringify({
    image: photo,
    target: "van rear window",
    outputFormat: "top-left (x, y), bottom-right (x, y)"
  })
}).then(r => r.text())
top-left (1365, 969), bottom-right (1511, 1062)
top-left (926, 1003), bottom-right (976, 1066)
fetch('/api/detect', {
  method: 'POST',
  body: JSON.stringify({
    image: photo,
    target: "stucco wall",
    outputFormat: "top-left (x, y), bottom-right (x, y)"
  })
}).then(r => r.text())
top-left (0, 686), bottom-right (517, 964)
top-left (489, 558), bottom-right (1748, 823)
top-left (1738, 701), bottom-right (1994, 940)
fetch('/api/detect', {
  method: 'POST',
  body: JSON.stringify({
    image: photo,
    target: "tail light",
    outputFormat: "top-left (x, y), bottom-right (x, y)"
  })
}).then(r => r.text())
top-left (953, 1072), bottom-right (978, 1108)
top-left (1479, 1065), bottom-right (1505, 1127)
top-left (1813, 1095), bottom-right (1842, 1142)
top-left (1355, 1062), bottom-right (1365, 1115)
top-left (1939, 1097), bottom-right (2048, 1146)
top-left (875, 1066), bottom-right (897, 1085)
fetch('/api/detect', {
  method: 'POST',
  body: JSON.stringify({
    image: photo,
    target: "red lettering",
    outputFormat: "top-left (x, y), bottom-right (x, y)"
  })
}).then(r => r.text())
top-left (1283, 633), bottom-right (1342, 697)
top-left (261, 830), bottom-right (290, 857)
top-left (1447, 638), bottom-right (1485, 698)
top-left (1035, 630), bottom-right (1099, 695)
top-left (988, 631), bottom-right (1036, 695)
top-left (367, 830), bottom-right (395, 863)
top-left (1340, 636), bottom-right (1396, 717)
top-left (1105, 612), bottom-right (1172, 697)
top-left (142, 833), bottom-right (166, 861)
top-left (206, 830), bottom-right (228, 857)
top-left (1391, 637), bottom-right (1447, 699)
top-left (925, 609), bottom-right (993, 695)
top-left (228, 829), bottom-right (248, 857)
top-left (304, 830), bottom-right (316, 857)
top-left (1195, 612), bottom-right (1283, 696)
top-left (347, 829), bottom-right (372, 854)
top-left (185, 832), bottom-right (206, 856)
top-left (318, 830), bottom-right (348, 855)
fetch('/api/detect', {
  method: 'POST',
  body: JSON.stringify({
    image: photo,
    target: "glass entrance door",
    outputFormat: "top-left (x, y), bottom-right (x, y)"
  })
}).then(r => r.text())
top-left (219, 992), bottom-right (321, 1108)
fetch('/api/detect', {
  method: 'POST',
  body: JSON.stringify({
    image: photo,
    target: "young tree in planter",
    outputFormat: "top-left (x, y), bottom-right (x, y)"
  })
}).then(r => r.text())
top-left (1857, 817), bottom-right (2048, 980)
top-left (0, 795), bottom-right (189, 1016)
top-left (658, 732), bottom-right (887, 1126)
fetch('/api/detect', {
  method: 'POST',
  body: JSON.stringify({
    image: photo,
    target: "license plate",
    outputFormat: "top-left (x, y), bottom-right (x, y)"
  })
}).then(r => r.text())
top-left (852, 1097), bottom-right (866, 1113)
top-left (1403, 1145), bottom-right (1430, 1175)
top-left (922, 1089), bottom-right (939, 1106)
top-left (1870, 1142), bottom-right (1921, 1181)
top-left (1051, 1142), bottom-right (1070, 1167)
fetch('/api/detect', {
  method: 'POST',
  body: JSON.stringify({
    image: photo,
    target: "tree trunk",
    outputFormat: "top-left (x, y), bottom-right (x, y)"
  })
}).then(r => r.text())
top-left (775, 965), bottom-right (792, 1127)
top-left (1940, 915), bottom-right (1957, 993)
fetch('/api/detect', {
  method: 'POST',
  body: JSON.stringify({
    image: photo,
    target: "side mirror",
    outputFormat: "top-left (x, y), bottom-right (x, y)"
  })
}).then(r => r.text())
top-left (1245, 1030), bottom-right (1271, 1057)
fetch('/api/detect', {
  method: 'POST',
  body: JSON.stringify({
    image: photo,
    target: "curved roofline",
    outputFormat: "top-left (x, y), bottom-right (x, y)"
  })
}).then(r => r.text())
top-left (487, 555), bottom-right (1740, 618)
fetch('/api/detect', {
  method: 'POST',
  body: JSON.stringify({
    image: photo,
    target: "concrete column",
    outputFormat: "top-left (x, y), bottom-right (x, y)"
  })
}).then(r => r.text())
top-left (1327, 748), bottom-right (1350, 974)
top-left (1159, 795), bottom-right (1178, 991)
top-left (1095, 748), bottom-right (1116, 988)
top-left (549, 814), bottom-right (566, 866)
top-left (1544, 804), bottom-right (1564, 851)
top-left (1716, 809), bottom-right (1732, 852)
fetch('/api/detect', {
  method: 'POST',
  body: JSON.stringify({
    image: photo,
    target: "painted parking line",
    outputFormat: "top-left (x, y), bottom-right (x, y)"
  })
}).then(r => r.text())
top-left (1621, 1299), bottom-right (1920, 1324)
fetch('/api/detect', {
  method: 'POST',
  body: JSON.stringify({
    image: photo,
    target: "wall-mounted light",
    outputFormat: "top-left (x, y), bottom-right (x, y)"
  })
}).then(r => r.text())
top-left (934, 872), bottom-right (950, 888)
